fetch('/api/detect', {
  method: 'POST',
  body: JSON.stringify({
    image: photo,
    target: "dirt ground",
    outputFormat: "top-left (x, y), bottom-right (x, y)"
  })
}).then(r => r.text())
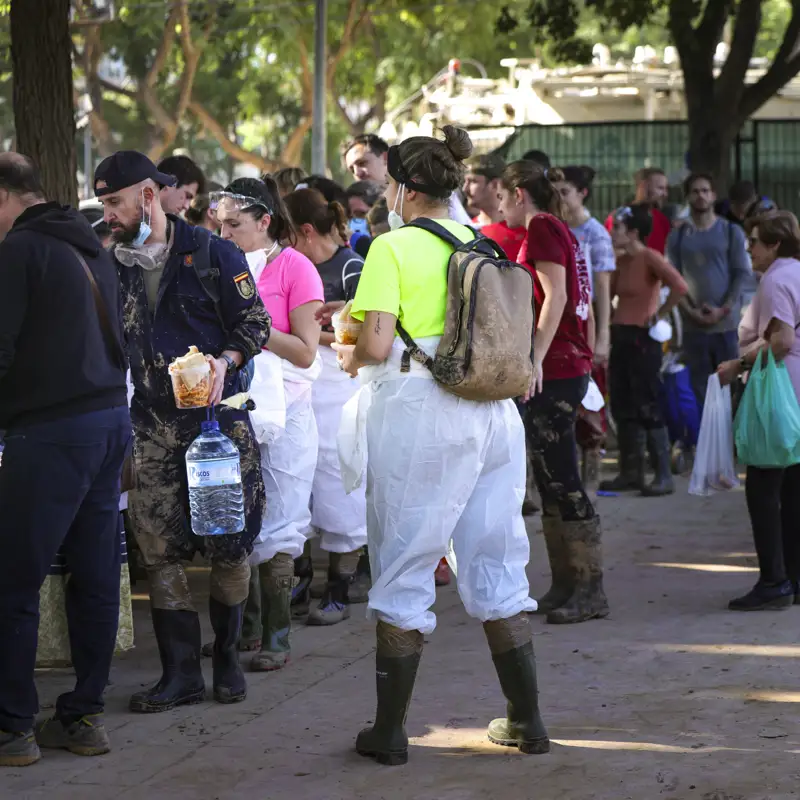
top-left (3, 470), bottom-right (799, 800)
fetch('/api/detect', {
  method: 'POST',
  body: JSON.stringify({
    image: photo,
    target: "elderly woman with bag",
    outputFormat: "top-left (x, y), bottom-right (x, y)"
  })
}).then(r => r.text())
top-left (717, 211), bottom-right (800, 611)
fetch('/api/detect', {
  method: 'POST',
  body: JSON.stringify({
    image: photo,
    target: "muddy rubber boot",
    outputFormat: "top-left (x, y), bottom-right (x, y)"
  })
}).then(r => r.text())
top-left (202, 567), bottom-right (261, 657)
top-left (356, 622), bottom-right (423, 766)
top-left (641, 427), bottom-right (675, 497)
top-left (291, 541), bottom-right (314, 618)
top-left (307, 550), bottom-right (359, 626)
top-left (546, 517), bottom-right (610, 625)
top-left (598, 422), bottom-right (645, 492)
top-left (130, 609), bottom-right (206, 712)
top-left (484, 614), bottom-right (550, 755)
top-left (349, 548), bottom-right (372, 604)
top-left (251, 554), bottom-right (294, 672)
top-left (532, 515), bottom-right (572, 614)
top-left (209, 597), bottom-right (247, 704)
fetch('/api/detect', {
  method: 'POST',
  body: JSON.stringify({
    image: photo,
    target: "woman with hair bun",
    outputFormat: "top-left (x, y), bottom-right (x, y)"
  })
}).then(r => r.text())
top-left (209, 176), bottom-right (324, 673)
top-left (334, 126), bottom-right (548, 765)
top-left (500, 161), bottom-right (609, 626)
top-left (283, 188), bottom-right (368, 626)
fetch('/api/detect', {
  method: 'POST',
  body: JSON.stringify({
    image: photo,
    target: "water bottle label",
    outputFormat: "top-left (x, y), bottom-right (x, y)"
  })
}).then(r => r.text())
top-left (187, 457), bottom-right (241, 488)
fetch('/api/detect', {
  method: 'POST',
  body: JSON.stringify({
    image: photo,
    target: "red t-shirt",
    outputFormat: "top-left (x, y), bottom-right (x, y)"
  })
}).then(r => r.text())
top-left (604, 206), bottom-right (671, 254)
top-left (518, 214), bottom-right (593, 382)
top-left (480, 220), bottom-right (526, 262)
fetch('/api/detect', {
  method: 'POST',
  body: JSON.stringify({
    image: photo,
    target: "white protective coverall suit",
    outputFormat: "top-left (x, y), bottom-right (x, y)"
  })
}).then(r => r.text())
top-left (339, 337), bottom-right (536, 635)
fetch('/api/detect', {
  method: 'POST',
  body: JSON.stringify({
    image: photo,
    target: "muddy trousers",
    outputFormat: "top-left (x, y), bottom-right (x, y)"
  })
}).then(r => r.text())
top-left (0, 407), bottom-right (130, 733)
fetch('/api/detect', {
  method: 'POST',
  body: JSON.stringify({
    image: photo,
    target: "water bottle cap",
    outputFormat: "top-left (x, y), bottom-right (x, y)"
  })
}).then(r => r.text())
top-left (201, 420), bottom-right (220, 433)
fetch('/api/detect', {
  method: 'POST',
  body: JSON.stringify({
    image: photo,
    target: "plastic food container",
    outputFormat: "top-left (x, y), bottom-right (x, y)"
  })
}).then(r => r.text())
top-left (332, 311), bottom-right (362, 346)
top-left (169, 362), bottom-right (212, 409)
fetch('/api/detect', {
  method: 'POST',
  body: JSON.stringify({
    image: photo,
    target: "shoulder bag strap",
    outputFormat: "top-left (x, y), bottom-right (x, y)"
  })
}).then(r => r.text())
top-left (66, 243), bottom-right (126, 370)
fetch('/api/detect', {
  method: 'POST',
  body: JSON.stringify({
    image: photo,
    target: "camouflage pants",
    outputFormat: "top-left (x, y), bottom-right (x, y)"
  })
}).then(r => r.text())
top-left (521, 374), bottom-right (595, 523)
top-left (129, 404), bottom-right (265, 610)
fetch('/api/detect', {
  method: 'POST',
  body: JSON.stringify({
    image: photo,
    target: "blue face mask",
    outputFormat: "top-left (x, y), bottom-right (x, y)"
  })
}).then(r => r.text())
top-left (350, 217), bottom-right (369, 237)
top-left (132, 191), bottom-right (152, 246)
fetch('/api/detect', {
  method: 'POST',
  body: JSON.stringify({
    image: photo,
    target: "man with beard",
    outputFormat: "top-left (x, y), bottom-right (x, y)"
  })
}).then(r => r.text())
top-left (95, 151), bottom-right (269, 712)
top-left (606, 167), bottom-right (672, 254)
top-left (666, 172), bottom-right (751, 407)
top-left (343, 133), bottom-right (473, 225)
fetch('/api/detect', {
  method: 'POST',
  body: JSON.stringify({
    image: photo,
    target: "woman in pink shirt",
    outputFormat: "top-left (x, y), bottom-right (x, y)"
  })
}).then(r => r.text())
top-left (718, 211), bottom-right (800, 612)
top-left (213, 177), bottom-right (324, 671)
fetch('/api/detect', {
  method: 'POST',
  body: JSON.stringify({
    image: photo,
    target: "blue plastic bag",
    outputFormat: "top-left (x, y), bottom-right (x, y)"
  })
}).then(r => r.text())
top-left (734, 349), bottom-right (800, 467)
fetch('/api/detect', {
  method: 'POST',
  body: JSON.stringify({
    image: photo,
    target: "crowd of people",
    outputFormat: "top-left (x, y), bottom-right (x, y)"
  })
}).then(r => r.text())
top-left (0, 122), bottom-right (797, 771)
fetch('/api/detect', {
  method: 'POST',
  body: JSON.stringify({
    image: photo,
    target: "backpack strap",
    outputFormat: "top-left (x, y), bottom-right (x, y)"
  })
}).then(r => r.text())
top-left (396, 321), bottom-right (434, 373)
top-left (406, 218), bottom-right (505, 258)
top-left (191, 228), bottom-right (226, 332)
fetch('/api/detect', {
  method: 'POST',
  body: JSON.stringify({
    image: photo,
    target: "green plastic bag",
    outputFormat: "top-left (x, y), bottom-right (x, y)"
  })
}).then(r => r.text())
top-left (734, 349), bottom-right (800, 467)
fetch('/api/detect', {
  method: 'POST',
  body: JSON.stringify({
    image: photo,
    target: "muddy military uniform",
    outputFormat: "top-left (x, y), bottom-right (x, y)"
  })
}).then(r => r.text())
top-left (117, 214), bottom-right (269, 711)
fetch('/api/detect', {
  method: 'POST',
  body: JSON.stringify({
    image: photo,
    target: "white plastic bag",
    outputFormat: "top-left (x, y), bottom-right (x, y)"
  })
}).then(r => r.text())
top-left (689, 374), bottom-right (739, 496)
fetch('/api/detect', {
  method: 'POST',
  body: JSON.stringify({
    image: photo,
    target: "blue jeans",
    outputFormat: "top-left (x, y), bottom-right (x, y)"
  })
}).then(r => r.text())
top-left (0, 406), bottom-right (131, 732)
top-left (683, 330), bottom-right (740, 410)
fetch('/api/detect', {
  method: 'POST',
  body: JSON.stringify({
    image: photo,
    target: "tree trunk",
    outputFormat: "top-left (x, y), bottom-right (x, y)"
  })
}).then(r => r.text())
top-left (686, 115), bottom-right (737, 192)
top-left (10, 0), bottom-right (77, 206)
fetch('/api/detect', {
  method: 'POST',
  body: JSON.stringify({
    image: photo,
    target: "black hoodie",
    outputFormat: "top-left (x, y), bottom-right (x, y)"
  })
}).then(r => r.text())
top-left (0, 202), bottom-right (127, 428)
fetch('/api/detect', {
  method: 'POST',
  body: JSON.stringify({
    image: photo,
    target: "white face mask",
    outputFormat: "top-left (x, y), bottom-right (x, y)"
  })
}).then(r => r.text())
top-left (388, 185), bottom-right (405, 231)
top-left (132, 189), bottom-right (152, 247)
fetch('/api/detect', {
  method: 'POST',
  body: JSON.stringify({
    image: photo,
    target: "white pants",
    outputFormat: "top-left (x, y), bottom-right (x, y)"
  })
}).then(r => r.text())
top-left (310, 349), bottom-right (367, 553)
top-left (251, 391), bottom-right (318, 565)
top-left (365, 378), bottom-right (535, 634)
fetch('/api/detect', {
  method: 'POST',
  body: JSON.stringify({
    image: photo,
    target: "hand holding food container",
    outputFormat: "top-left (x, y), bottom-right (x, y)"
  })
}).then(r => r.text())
top-left (169, 346), bottom-right (213, 408)
top-left (332, 300), bottom-right (362, 346)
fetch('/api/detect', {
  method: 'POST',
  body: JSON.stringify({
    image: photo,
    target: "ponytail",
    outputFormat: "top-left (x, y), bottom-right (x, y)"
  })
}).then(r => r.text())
top-left (328, 201), bottom-right (349, 244)
top-left (502, 162), bottom-right (566, 219)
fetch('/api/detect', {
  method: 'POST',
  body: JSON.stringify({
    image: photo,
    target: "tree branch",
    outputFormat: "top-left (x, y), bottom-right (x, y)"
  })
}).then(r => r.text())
top-left (145, 3), bottom-right (179, 89)
top-left (740, 1), bottom-right (800, 118)
top-left (327, 0), bottom-right (367, 90)
top-left (696, 0), bottom-right (732, 49)
top-left (188, 100), bottom-right (274, 172)
top-left (715, 0), bottom-right (761, 107)
top-left (99, 78), bottom-right (136, 98)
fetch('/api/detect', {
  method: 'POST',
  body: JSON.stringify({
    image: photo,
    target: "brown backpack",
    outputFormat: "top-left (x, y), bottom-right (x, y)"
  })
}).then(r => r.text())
top-left (397, 218), bottom-right (535, 401)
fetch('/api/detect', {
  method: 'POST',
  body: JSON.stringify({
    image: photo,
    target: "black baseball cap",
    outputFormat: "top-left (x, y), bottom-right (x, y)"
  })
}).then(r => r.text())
top-left (94, 150), bottom-right (177, 197)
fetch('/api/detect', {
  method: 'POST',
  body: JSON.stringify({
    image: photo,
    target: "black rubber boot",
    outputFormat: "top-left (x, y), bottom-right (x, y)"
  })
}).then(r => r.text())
top-left (251, 554), bottom-right (294, 672)
top-left (641, 427), bottom-right (675, 496)
top-left (484, 615), bottom-right (550, 755)
top-left (209, 597), bottom-right (247, 704)
top-left (598, 422), bottom-right (645, 492)
top-left (129, 609), bottom-right (205, 712)
top-left (202, 567), bottom-right (261, 657)
top-left (546, 517), bottom-right (610, 625)
top-left (291, 541), bottom-right (314, 618)
top-left (533, 515), bottom-right (572, 614)
top-left (308, 550), bottom-right (359, 626)
top-left (356, 622), bottom-right (423, 766)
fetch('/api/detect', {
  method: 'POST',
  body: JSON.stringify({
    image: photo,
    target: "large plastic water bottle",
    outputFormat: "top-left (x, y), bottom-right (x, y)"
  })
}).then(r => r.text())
top-left (186, 420), bottom-right (245, 536)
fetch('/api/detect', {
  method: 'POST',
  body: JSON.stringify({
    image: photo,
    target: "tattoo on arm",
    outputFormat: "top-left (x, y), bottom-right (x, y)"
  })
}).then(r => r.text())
top-left (374, 313), bottom-right (381, 335)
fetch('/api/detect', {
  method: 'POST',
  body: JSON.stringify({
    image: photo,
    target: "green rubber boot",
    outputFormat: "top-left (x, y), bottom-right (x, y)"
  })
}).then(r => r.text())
top-left (355, 622), bottom-right (423, 766)
top-left (307, 550), bottom-right (360, 626)
top-left (598, 422), bottom-right (645, 492)
top-left (250, 554), bottom-right (294, 672)
top-left (484, 614), bottom-right (550, 755)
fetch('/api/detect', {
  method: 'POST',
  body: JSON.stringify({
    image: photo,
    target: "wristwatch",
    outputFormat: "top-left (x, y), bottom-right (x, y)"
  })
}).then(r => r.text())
top-left (220, 354), bottom-right (237, 375)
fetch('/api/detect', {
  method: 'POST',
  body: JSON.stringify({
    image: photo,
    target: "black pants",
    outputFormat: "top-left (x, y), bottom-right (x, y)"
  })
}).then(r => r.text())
top-left (522, 375), bottom-right (595, 522)
top-left (745, 463), bottom-right (800, 584)
top-left (0, 406), bottom-right (131, 732)
top-left (608, 325), bottom-right (664, 430)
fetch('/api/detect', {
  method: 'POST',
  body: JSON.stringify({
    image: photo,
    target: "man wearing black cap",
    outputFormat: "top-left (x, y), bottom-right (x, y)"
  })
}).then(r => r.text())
top-left (95, 150), bottom-right (270, 713)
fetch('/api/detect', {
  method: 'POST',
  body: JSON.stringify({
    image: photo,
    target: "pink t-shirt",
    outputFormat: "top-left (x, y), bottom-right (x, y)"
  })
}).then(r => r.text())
top-left (739, 257), bottom-right (800, 401)
top-left (251, 247), bottom-right (324, 335)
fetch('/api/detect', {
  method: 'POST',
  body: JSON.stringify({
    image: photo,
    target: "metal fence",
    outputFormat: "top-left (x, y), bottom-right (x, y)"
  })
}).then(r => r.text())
top-left (492, 119), bottom-right (800, 220)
